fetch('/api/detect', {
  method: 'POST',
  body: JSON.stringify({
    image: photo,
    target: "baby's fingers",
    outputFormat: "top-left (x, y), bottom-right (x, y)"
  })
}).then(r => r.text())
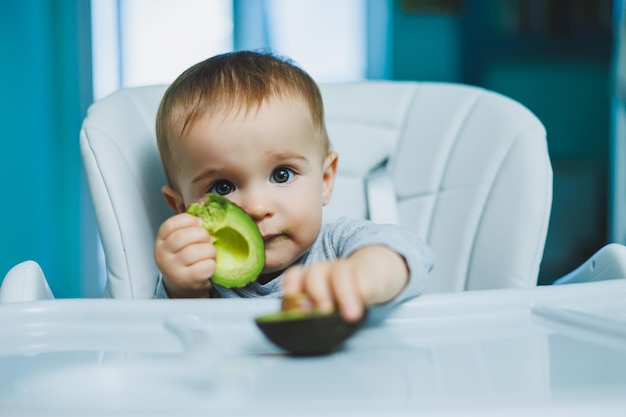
top-left (158, 213), bottom-right (203, 241)
top-left (282, 262), bottom-right (366, 322)
top-left (329, 264), bottom-right (364, 323)
top-left (282, 265), bottom-right (334, 314)
top-left (164, 227), bottom-right (212, 255)
top-left (176, 240), bottom-right (216, 267)
top-left (282, 266), bottom-right (305, 297)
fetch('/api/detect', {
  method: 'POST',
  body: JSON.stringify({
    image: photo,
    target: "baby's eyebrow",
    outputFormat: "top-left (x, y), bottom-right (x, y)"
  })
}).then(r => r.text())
top-left (191, 168), bottom-right (222, 185)
top-left (268, 151), bottom-right (308, 163)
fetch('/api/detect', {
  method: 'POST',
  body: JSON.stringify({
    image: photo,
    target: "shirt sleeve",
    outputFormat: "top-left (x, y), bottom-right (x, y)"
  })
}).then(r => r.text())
top-left (313, 217), bottom-right (435, 306)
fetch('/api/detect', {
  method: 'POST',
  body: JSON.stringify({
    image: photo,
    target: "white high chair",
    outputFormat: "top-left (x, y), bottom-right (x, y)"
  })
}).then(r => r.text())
top-left (80, 80), bottom-right (555, 298)
top-left (2, 81), bottom-right (626, 301)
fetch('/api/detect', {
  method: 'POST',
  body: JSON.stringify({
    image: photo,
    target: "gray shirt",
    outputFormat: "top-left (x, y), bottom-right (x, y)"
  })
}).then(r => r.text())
top-left (154, 217), bottom-right (434, 307)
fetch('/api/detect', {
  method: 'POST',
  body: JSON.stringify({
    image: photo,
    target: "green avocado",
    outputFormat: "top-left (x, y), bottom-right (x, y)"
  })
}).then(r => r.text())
top-left (187, 194), bottom-right (265, 288)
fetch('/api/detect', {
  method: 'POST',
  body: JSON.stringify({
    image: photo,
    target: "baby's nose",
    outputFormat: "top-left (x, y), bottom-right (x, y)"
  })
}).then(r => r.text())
top-left (239, 193), bottom-right (273, 221)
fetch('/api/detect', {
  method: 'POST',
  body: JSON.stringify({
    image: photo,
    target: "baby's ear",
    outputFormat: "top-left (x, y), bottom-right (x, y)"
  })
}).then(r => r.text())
top-left (162, 185), bottom-right (187, 213)
top-left (321, 151), bottom-right (338, 206)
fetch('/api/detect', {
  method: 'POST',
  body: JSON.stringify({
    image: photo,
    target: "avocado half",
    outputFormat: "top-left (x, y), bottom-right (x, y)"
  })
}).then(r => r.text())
top-left (187, 194), bottom-right (265, 288)
top-left (255, 309), bottom-right (367, 356)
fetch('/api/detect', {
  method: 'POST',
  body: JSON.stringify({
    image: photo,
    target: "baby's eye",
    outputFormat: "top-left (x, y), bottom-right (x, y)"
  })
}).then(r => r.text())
top-left (208, 180), bottom-right (235, 195)
top-left (270, 167), bottom-right (295, 184)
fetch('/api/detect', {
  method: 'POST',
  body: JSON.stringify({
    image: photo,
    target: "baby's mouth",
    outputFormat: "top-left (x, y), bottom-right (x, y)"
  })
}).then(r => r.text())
top-left (263, 233), bottom-right (287, 245)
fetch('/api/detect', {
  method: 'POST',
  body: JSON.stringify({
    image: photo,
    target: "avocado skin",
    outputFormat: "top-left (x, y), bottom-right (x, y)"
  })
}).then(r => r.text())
top-left (187, 194), bottom-right (265, 288)
top-left (255, 310), bottom-right (367, 356)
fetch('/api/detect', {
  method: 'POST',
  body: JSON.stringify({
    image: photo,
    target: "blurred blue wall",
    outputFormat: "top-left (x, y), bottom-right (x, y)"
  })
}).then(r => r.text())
top-left (0, 0), bottom-right (94, 297)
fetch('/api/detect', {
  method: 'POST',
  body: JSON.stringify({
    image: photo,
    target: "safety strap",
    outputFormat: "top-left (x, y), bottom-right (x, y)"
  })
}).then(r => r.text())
top-left (365, 164), bottom-right (399, 224)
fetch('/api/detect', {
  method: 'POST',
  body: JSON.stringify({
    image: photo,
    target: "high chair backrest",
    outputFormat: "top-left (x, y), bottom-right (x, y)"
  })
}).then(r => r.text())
top-left (80, 82), bottom-right (552, 298)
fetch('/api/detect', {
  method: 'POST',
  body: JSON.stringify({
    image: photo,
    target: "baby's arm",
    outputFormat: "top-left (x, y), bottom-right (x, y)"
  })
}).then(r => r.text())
top-left (282, 245), bottom-right (408, 322)
top-left (154, 213), bottom-right (216, 298)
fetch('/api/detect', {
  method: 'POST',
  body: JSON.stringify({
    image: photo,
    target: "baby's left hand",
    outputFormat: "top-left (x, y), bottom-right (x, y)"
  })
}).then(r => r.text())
top-left (281, 246), bottom-right (409, 322)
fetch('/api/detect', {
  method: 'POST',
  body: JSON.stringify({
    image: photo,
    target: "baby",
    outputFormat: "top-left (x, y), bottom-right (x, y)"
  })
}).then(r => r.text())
top-left (153, 51), bottom-right (433, 321)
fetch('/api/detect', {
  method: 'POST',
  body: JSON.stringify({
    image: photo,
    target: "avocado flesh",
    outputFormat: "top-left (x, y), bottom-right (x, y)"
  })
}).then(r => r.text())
top-left (255, 310), bottom-right (367, 356)
top-left (256, 309), bottom-right (332, 323)
top-left (187, 194), bottom-right (265, 288)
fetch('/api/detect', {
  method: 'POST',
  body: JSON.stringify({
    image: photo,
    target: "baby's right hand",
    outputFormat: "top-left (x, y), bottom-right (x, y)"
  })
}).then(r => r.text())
top-left (154, 213), bottom-right (216, 298)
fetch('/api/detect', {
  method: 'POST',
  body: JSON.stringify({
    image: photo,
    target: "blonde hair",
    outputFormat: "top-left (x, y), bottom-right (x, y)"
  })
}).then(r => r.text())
top-left (156, 50), bottom-right (330, 187)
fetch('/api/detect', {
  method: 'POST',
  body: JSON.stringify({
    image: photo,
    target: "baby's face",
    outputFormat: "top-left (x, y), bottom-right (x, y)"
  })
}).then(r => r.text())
top-left (172, 96), bottom-right (336, 276)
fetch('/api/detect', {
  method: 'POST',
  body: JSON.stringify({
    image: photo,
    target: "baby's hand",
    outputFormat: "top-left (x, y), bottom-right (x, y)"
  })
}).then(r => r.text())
top-left (154, 213), bottom-right (216, 298)
top-left (281, 246), bottom-right (409, 322)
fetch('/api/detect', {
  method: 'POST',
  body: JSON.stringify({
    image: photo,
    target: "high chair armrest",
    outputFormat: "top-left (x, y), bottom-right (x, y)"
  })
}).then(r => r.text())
top-left (0, 261), bottom-right (54, 303)
top-left (553, 243), bottom-right (626, 285)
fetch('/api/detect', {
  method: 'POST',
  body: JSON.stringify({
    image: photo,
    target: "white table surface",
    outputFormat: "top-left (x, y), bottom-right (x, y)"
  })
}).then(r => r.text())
top-left (1, 280), bottom-right (625, 416)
